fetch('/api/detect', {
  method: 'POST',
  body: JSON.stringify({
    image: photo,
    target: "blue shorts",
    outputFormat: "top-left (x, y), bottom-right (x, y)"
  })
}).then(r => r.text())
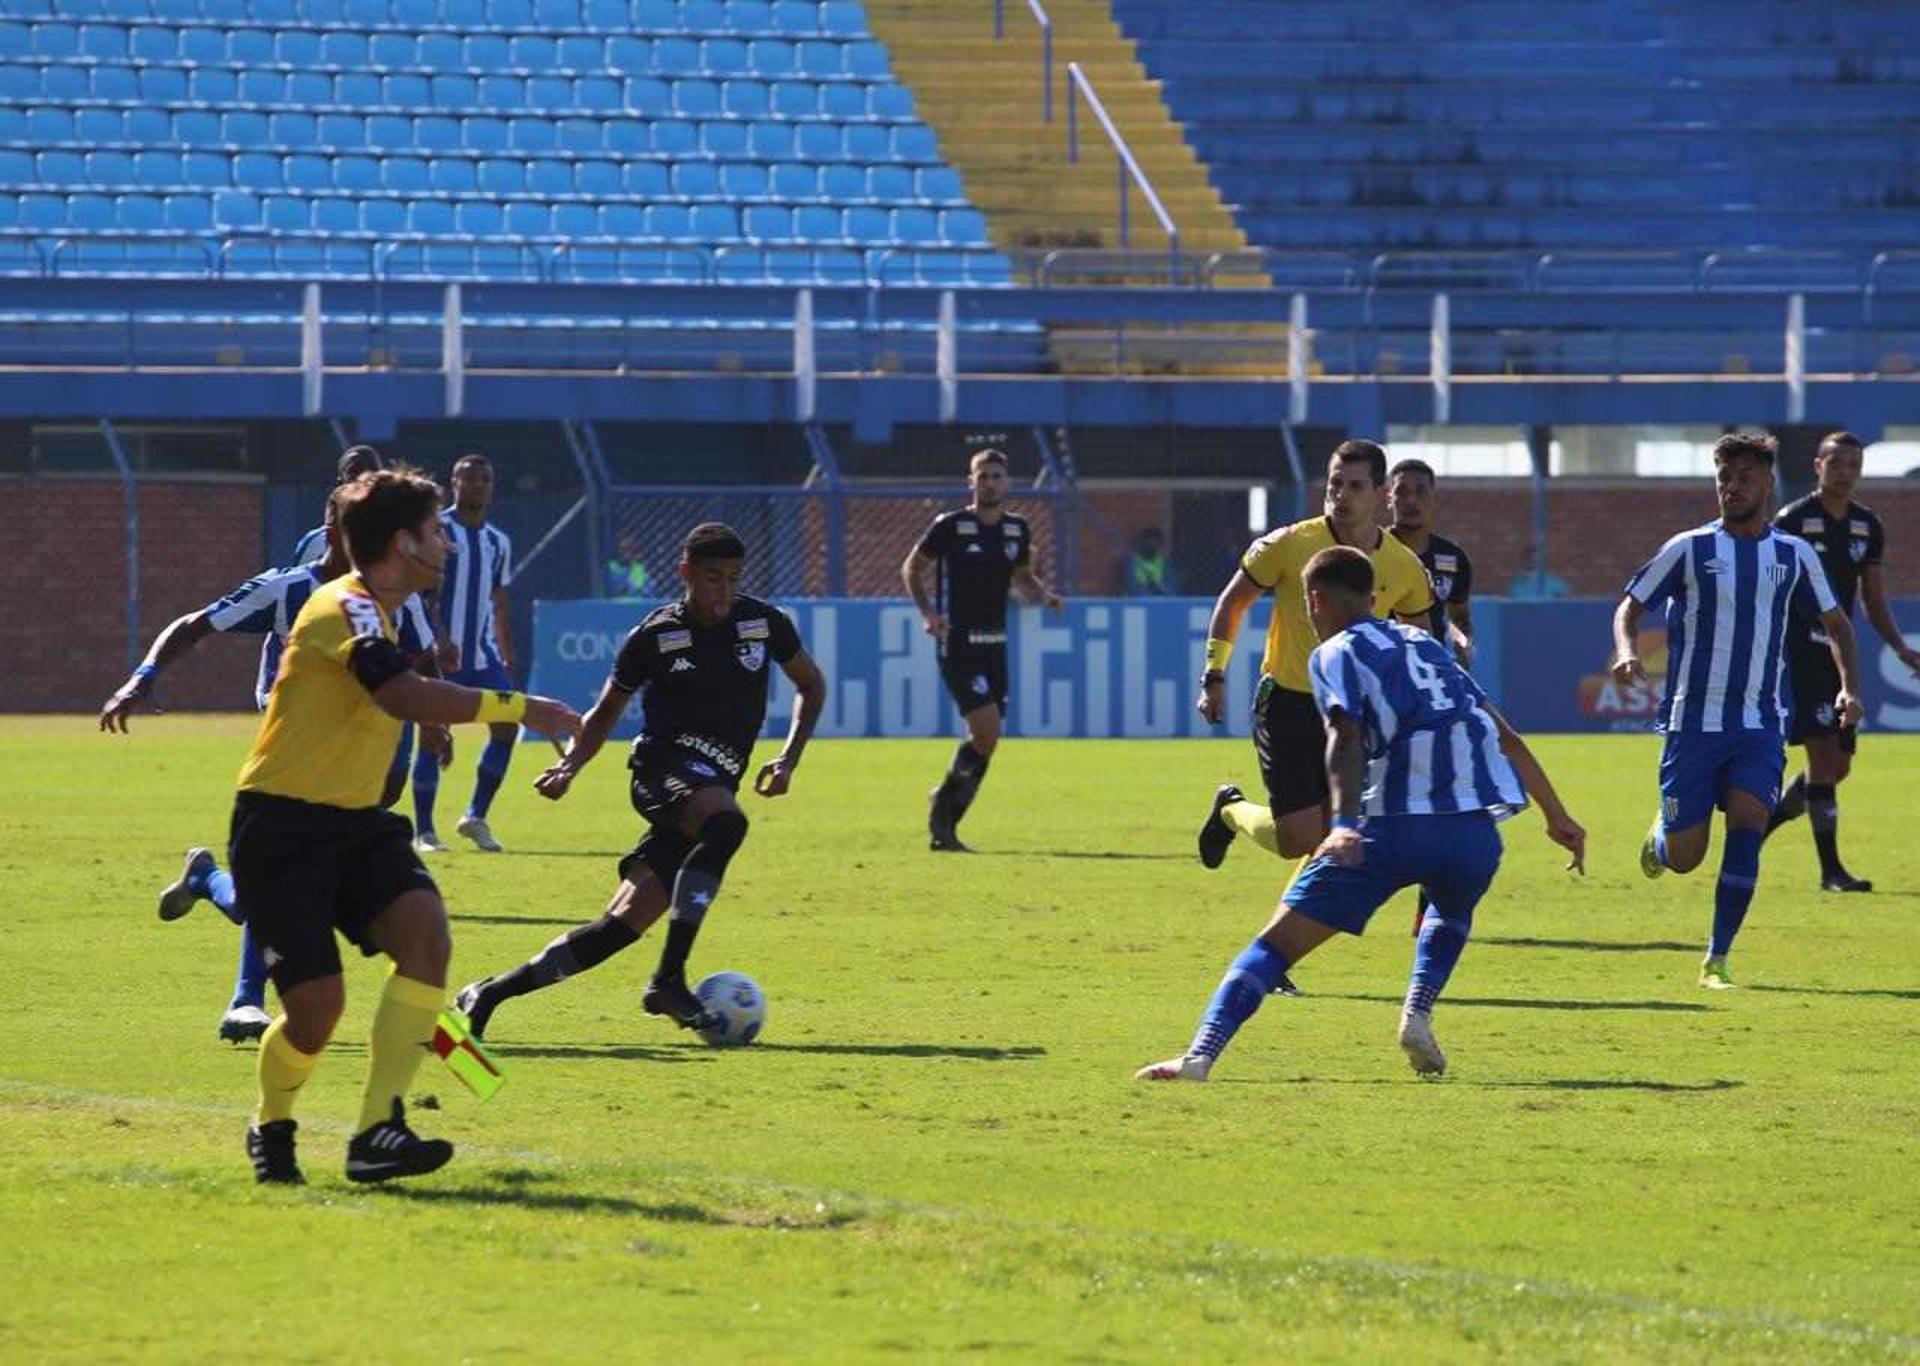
top-left (1283, 811), bottom-right (1503, 936)
top-left (449, 660), bottom-right (514, 693)
top-left (1658, 729), bottom-right (1785, 832)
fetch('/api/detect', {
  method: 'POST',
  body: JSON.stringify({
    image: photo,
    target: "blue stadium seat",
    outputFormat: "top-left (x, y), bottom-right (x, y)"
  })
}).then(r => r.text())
top-left (79, 23), bottom-right (127, 58)
top-left (191, 69), bottom-right (239, 104)
top-left (456, 200), bottom-right (504, 234)
top-left (0, 150), bottom-right (35, 184)
top-left (701, 120), bottom-right (751, 156)
top-left (287, 156), bottom-right (330, 191)
top-left (554, 202), bottom-right (598, 236)
top-left (181, 27), bottom-right (225, 64)
top-left (130, 25), bottom-right (175, 60)
top-left (676, 79), bottom-right (722, 116)
top-left (238, 69), bottom-right (285, 104)
top-left (511, 34), bottom-right (559, 69)
top-left (845, 205), bottom-right (888, 240)
top-left (894, 125), bottom-right (938, 161)
top-left (624, 76), bottom-right (671, 114)
top-left (46, 65), bottom-right (90, 100)
top-left (624, 160), bottom-right (670, 195)
top-left (86, 150), bottom-right (134, 185)
top-left (527, 159), bottom-right (572, 195)
top-left (185, 151), bottom-right (228, 185)
top-left (276, 30), bottom-right (319, 65)
top-left (771, 162), bottom-right (817, 199)
top-left (557, 117), bottom-right (604, 151)
top-left (370, 115), bottom-right (414, 147)
top-left (225, 111), bottom-right (270, 144)
top-left (673, 161), bottom-right (721, 198)
top-left (69, 194), bottom-right (113, 230)
top-left (529, 75), bottom-right (570, 107)
top-left (796, 123), bottom-right (842, 161)
top-left (941, 207), bottom-right (988, 243)
top-left (417, 117), bottom-right (461, 150)
top-left (363, 197), bottom-right (407, 235)
top-left (419, 32), bottom-right (462, 67)
top-left (81, 108), bottom-right (128, 143)
top-left (771, 81), bottom-right (817, 117)
top-left (608, 35), bottom-right (649, 70)
top-left (653, 119), bottom-right (698, 155)
top-left (321, 32), bottom-right (368, 67)
top-left (465, 117), bottom-right (510, 151)
top-left (601, 202), bottom-right (646, 236)
top-left (385, 157), bottom-right (430, 193)
top-left (585, 0), bottom-right (627, 29)
top-left (560, 35), bottom-right (605, 68)
top-left (684, 0), bottom-right (728, 31)
top-left (35, 151), bottom-right (84, 186)
top-left (319, 114), bottom-right (366, 146)
top-left (846, 124), bottom-right (891, 163)
top-left (577, 159), bottom-right (621, 195)
top-left (770, 1), bottom-right (816, 35)
top-left (118, 194), bottom-right (163, 231)
top-left (821, 2), bottom-right (866, 36)
top-left (646, 203), bottom-right (692, 237)
top-left (431, 157), bottom-right (478, 193)
top-left (751, 120), bottom-right (796, 160)
top-left (918, 166), bottom-right (962, 202)
top-left (655, 37), bottom-right (700, 73)
top-left (745, 203), bottom-right (792, 238)
top-left (346, 0), bottom-right (393, 23)
top-left (213, 190), bottom-right (261, 228)
top-left (0, 22), bottom-right (28, 55)
top-left (134, 151), bottom-right (183, 185)
top-left (263, 195), bottom-right (310, 231)
top-left (705, 38), bottom-right (751, 75)
top-left (165, 193), bottom-right (212, 231)
top-left (893, 206), bottom-right (938, 243)
top-left (871, 83), bottom-right (914, 119)
top-left (635, 0), bottom-right (677, 27)
top-left (797, 40), bottom-right (842, 77)
top-left (434, 75), bottom-right (479, 107)
top-left (410, 199), bottom-right (456, 234)
top-left (750, 39), bottom-right (795, 76)
top-left (720, 161), bottom-right (769, 198)
top-left (821, 164), bottom-right (864, 200)
top-left (691, 203), bottom-right (738, 239)
top-left (371, 32), bottom-right (415, 67)
top-left (846, 41), bottom-right (888, 78)
top-left (340, 73), bottom-right (383, 106)
top-left (577, 76), bottom-right (621, 110)
top-left (272, 112), bottom-right (317, 145)
top-left (607, 118), bottom-right (649, 152)
top-left (172, 111), bottom-right (217, 144)
top-left (724, 79), bottom-right (770, 117)
top-left (869, 165), bottom-right (913, 201)
top-left (479, 75), bottom-right (528, 107)
top-left (387, 74), bottom-right (432, 108)
top-left (314, 198), bottom-right (361, 236)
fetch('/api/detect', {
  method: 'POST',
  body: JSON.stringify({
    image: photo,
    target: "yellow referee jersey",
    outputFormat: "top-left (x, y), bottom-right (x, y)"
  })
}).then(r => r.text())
top-left (237, 574), bottom-right (405, 811)
top-left (1241, 517), bottom-right (1435, 692)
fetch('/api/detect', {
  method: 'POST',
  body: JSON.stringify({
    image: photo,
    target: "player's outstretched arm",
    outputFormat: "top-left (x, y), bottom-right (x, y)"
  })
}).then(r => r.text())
top-left (1608, 597), bottom-right (1648, 686)
top-left (368, 665), bottom-right (579, 739)
top-left (534, 677), bottom-right (627, 800)
top-left (1859, 564), bottom-right (1920, 676)
top-left (1197, 569), bottom-right (1264, 724)
top-left (1817, 607), bottom-right (1865, 728)
top-left (1485, 703), bottom-right (1586, 874)
top-left (756, 648), bottom-right (828, 798)
top-left (99, 611), bottom-right (216, 732)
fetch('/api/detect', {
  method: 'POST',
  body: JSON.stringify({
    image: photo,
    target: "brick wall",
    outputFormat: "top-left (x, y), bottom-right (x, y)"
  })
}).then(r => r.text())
top-left (1436, 480), bottom-right (1920, 597)
top-left (2, 476), bottom-right (265, 712)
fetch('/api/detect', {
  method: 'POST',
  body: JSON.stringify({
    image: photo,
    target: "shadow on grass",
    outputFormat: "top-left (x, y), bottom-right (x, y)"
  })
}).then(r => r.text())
top-left (450, 913), bottom-right (589, 928)
top-left (488, 1043), bottom-right (711, 1063)
top-left (1745, 984), bottom-right (1920, 1001)
top-left (1317, 993), bottom-right (1712, 1013)
top-left (1475, 936), bottom-right (1699, 953)
top-left (372, 1168), bottom-right (860, 1229)
top-left (754, 1042), bottom-right (1047, 1061)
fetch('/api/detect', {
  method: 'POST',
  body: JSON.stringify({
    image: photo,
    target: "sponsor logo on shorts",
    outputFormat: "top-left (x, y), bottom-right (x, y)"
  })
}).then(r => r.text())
top-left (687, 759), bottom-right (717, 778)
top-left (672, 733), bottom-right (744, 776)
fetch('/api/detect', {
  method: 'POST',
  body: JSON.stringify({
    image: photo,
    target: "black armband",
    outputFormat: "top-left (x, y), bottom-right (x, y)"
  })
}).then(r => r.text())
top-left (347, 636), bottom-right (412, 694)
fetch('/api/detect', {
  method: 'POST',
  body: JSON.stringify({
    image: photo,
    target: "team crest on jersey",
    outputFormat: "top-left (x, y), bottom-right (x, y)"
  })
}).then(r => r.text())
top-left (735, 641), bottom-right (766, 672)
top-left (1850, 539), bottom-right (1869, 562)
top-left (658, 629), bottom-right (693, 653)
top-left (1763, 563), bottom-right (1790, 585)
top-left (1003, 541), bottom-right (1020, 561)
top-left (1432, 574), bottom-right (1454, 599)
top-left (737, 618), bottom-right (769, 641)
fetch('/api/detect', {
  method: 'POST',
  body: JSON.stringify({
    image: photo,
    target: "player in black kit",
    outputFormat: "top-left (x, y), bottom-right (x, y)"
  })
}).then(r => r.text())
top-left (902, 447), bottom-right (1064, 851)
top-left (1765, 432), bottom-right (1920, 891)
top-left (453, 523), bottom-right (826, 1036)
top-left (1387, 458), bottom-right (1475, 666)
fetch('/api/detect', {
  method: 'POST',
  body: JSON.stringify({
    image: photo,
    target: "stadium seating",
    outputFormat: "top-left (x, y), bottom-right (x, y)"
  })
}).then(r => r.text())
top-left (1112, 0), bottom-right (1920, 261)
top-left (0, 0), bottom-right (1015, 285)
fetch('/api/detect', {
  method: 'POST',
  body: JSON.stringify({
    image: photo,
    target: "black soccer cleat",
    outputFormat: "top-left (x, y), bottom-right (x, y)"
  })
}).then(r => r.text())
top-left (1197, 784), bottom-right (1243, 869)
top-left (246, 1118), bottom-right (305, 1185)
top-left (453, 979), bottom-right (498, 1041)
top-left (929, 824), bottom-right (974, 853)
top-left (1270, 972), bottom-right (1303, 998)
top-left (1764, 782), bottom-right (1807, 840)
top-left (642, 976), bottom-right (720, 1032)
top-left (346, 1100), bottom-right (453, 1184)
top-left (1821, 871), bottom-right (1874, 893)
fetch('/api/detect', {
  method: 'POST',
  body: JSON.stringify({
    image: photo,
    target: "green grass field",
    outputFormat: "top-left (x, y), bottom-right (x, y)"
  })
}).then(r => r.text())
top-left (2, 716), bottom-right (1917, 1361)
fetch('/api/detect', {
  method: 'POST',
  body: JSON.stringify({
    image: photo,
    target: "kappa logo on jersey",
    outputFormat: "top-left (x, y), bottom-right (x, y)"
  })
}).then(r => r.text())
top-left (669, 656), bottom-right (696, 673)
top-left (965, 542), bottom-right (983, 555)
top-left (341, 593), bottom-right (386, 639)
top-left (735, 641), bottom-right (766, 672)
top-left (658, 629), bottom-right (694, 653)
top-left (737, 618), bottom-right (769, 641)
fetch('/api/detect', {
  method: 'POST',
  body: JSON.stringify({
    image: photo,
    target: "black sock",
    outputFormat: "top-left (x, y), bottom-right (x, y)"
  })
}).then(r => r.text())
top-left (655, 918), bottom-right (700, 984)
top-left (488, 914), bottom-right (640, 1003)
top-left (948, 742), bottom-right (991, 825)
top-left (1807, 783), bottom-right (1842, 876)
top-left (1767, 774), bottom-right (1808, 834)
top-left (654, 810), bottom-right (745, 983)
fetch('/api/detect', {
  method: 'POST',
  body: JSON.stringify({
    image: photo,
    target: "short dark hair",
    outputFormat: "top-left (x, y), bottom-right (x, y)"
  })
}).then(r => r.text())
top-left (1388, 457), bottom-right (1436, 487)
top-left (1818, 430), bottom-right (1864, 459)
top-left (1303, 545), bottom-right (1376, 599)
top-left (1329, 439), bottom-right (1388, 486)
top-left (1712, 432), bottom-right (1777, 468)
top-left (682, 521), bottom-right (747, 562)
top-left (336, 467), bottom-right (443, 570)
top-left (970, 447), bottom-right (1009, 470)
top-left (452, 452), bottom-right (491, 476)
top-left (336, 444), bottom-right (383, 483)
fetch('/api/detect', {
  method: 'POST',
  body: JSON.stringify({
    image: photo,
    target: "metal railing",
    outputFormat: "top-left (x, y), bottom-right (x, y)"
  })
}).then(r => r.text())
top-left (992, 0), bottom-right (1054, 123)
top-left (1064, 63), bottom-right (1180, 271)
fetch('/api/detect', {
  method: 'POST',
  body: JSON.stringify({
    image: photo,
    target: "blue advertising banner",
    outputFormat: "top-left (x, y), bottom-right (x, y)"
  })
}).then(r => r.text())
top-left (530, 596), bottom-right (1920, 739)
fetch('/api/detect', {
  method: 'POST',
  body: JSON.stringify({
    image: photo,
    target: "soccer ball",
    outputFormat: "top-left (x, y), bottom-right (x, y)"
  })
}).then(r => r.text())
top-left (694, 971), bottom-right (765, 1047)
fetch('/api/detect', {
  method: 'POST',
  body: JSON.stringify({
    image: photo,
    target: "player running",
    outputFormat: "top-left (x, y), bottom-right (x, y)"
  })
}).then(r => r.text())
top-left (1137, 546), bottom-right (1585, 1082)
top-left (1387, 458), bottom-right (1475, 666)
top-left (1613, 433), bottom-right (1861, 989)
top-left (1764, 431), bottom-right (1920, 891)
top-left (412, 453), bottom-right (518, 854)
top-left (235, 467), bottom-right (578, 1185)
top-left (1194, 440), bottom-right (1435, 870)
top-left (99, 493), bottom-right (443, 1043)
top-left (902, 447), bottom-right (1064, 852)
top-left (454, 522), bottom-right (826, 1040)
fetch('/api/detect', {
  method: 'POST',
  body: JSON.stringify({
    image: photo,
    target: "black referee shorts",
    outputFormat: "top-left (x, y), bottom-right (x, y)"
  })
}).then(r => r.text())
top-left (1787, 641), bottom-right (1858, 753)
top-left (228, 791), bottom-right (438, 993)
top-left (1253, 679), bottom-right (1330, 818)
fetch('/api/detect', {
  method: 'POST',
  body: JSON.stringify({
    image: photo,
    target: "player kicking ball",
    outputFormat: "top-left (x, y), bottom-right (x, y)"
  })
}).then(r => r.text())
top-left (1137, 547), bottom-right (1584, 1082)
top-left (454, 523), bottom-right (826, 1039)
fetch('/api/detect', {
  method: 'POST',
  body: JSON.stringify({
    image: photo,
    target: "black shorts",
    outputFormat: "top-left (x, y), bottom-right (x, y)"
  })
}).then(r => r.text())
top-left (628, 743), bottom-right (739, 826)
top-left (1253, 679), bottom-right (1329, 817)
top-left (228, 791), bottom-right (438, 993)
top-left (1787, 641), bottom-right (1857, 753)
top-left (940, 641), bottom-right (1008, 716)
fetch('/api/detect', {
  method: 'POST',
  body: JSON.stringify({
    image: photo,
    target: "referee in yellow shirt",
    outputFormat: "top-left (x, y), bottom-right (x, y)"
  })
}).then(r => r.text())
top-left (235, 467), bottom-right (580, 1186)
top-left (1195, 440), bottom-right (1436, 879)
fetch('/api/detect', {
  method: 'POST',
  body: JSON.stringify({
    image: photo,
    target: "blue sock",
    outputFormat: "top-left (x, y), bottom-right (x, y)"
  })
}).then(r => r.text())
top-left (230, 925), bottom-right (269, 1011)
top-left (412, 743), bottom-right (441, 834)
top-left (467, 735), bottom-right (516, 820)
top-left (1709, 827), bottom-right (1763, 958)
top-left (1186, 937), bottom-right (1290, 1062)
top-left (1405, 905), bottom-right (1473, 1016)
top-left (206, 867), bottom-right (242, 926)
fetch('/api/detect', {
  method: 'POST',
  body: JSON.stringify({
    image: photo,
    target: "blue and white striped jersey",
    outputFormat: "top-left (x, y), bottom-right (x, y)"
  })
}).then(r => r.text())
top-left (440, 513), bottom-right (512, 672)
top-left (291, 523), bottom-right (327, 565)
top-left (1306, 618), bottom-right (1528, 819)
top-left (201, 565), bottom-right (431, 709)
top-left (1623, 522), bottom-right (1837, 735)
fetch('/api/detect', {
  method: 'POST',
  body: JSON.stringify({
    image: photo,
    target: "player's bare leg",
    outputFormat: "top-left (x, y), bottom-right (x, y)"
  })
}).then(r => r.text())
top-left (1644, 816), bottom-right (1711, 878)
top-left (930, 704), bottom-right (999, 851)
top-left (1136, 906), bottom-right (1337, 1080)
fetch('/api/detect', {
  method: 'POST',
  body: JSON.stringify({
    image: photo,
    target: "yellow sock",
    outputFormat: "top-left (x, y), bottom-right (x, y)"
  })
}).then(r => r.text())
top-left (1221, 800), bottom-right (1282, 856)
top-left (256, 1019), bottom-right (322, 1125)
top-left (357, 971), bottom-right (444, 1133)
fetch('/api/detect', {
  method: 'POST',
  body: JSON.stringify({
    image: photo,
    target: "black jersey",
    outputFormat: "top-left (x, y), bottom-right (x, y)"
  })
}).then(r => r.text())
top-left (1774, 494), bottom-right (1883, 644)
top-left (1414, 532), bottom-right (1473, 607)
top-left (916, 508), bottom-right (1031, 642)
top-left (608, 594), bottom-right (802, 781)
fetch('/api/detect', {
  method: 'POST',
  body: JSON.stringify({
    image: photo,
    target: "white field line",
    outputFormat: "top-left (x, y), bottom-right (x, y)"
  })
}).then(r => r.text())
top-left (2, 1076), bottom-right (1915, 1353)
